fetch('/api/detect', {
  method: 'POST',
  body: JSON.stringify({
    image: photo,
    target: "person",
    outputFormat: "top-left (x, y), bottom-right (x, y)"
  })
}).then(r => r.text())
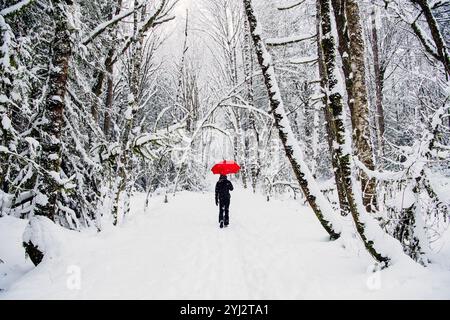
top-left (215, 174), bottom-right (234, 228)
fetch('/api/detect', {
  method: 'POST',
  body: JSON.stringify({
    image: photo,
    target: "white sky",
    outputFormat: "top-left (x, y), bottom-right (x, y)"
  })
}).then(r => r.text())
top-left (173, 0), bottom-right (194, 16)
top-left (158, 0), bottom-right (196, 61)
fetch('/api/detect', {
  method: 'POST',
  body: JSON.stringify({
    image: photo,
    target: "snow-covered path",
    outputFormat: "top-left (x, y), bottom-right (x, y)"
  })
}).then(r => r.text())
top-left (1, 188), bottom-right (450, 299)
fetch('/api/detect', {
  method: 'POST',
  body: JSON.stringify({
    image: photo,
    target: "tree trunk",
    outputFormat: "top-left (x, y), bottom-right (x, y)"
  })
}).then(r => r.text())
top-left (112, 0), bottom-right (143, 225)
top-left (371, 5), bottom-right (385, 159)
top-left (318, 0), bottom-right (389, 264)
top-left (316, 0), bottom-right (349, 215)
top-left (244, 21), bottom-right (256, 191)
top-left (331, 0), bottom-right (378, 213)
top-left (411, 0), bottom-right (450, 78)
top-left (25, 0), bottom-right (73, 265)
top-left (103, 0), bottom-right (123, 138)
top-left (243, 0), bottom-right (342, 240)
top-left (91, 71), bottom-right (104, 123)
top-left (0, 15), bottom-right (13, 194)
top-left (104, 49), bottom-right (114, 138)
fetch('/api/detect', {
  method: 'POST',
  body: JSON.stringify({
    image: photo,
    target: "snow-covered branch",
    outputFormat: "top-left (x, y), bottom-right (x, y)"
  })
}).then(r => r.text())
top-left (288, 55), bottom-right (318, 65)
top-left (266, 33), bottom-right (316, 47)
top-left (109, 0), bottom-right (175, 66)
top-left (243, 0), bottom-right (343, 240)
top-left (81, 3), bottom-right (145, 46)
top-left (277, 0), bottom-right (307, 11)
top-left (0, 0), bottom-right (34, 17)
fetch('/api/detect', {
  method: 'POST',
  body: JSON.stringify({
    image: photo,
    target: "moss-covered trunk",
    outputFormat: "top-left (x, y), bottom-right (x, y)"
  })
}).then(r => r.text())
top-left (318, 0), bottom-right (389, 264)
top-left (243, 0), bottom-right (342, 240)
top-left (330, 0), bottom-right (378, 213)
top-left (316, 0), bottom-right (349, 216)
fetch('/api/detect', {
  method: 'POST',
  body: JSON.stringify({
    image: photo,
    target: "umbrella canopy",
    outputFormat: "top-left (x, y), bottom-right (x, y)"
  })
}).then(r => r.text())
top-left (211, 160), bottom-right (241, 175)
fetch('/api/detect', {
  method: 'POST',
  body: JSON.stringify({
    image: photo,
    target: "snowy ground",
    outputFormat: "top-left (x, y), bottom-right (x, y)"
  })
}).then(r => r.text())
top-left (1, 187), bottom-right (450, 299)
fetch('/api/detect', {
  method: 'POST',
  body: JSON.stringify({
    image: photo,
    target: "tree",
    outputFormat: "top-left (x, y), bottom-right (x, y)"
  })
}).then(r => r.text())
top-left (242, 0), bottom-right (342, 240)
top-left (370, 4), bottom-right (386, 157)
top-left (23, 0), bottom-right (73, 265)
top-left (410, 0), bottom-right (450, 78)
top-left (331, 0), bottom-right (378, 213)
top-left (318, 0), bottom-right (390, 264)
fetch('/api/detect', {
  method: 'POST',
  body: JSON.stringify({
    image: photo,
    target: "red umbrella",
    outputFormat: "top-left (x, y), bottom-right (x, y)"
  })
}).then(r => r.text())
top-left (211, 160), bottom-right (241, 175)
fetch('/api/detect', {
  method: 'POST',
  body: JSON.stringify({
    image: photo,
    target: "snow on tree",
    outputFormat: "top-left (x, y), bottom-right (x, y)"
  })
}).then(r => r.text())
top-left (0, 0), bottom-right (448, 270)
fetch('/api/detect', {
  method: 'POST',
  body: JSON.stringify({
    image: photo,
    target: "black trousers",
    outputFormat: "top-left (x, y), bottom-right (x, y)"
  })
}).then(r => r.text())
top-left (219, 198), bottom-right (230, 225)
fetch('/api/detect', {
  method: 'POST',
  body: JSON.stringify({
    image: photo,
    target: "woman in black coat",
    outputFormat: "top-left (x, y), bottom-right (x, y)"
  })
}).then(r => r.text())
top-left (215, 175), bottom-right (234, 228)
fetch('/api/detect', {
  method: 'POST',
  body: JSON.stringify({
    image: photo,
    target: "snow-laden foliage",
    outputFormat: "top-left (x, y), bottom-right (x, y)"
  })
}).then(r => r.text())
top-left (0, 0), bottom-right (195, 263)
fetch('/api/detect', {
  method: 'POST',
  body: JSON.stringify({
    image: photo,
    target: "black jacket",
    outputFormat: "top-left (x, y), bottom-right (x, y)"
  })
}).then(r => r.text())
top-left (215, 176), bottom-right (234, 204)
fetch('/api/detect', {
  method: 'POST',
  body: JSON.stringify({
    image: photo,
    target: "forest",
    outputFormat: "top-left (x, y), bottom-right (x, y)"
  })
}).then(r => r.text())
top-left (0, 0), bottom-right (449, 299)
